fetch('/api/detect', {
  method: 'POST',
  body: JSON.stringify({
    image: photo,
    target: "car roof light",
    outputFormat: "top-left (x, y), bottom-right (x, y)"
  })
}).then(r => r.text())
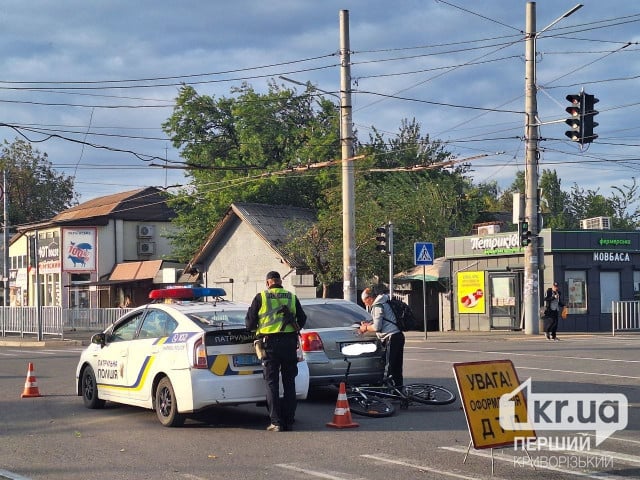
top-left (149, 287), bottom-right (227, 300)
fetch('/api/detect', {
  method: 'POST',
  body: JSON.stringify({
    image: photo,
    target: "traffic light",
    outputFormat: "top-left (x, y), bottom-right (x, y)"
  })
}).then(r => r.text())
top-left (519, 221), bottom-right (532, 247)
top-left (375, 225), bottom-right (388, 253)
top-left (565, 92), bottom-right (599, 144)
top-left (565, 94), bottom-right (583, 143)
top-left (582, 93), bottom-right (599, 144)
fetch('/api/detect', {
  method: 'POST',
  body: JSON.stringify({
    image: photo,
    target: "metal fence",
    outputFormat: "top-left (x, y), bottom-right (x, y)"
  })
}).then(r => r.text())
top-left (611, 301), bottom-right (640, 336)
top-left (0, 307), bottom-right (132, 339)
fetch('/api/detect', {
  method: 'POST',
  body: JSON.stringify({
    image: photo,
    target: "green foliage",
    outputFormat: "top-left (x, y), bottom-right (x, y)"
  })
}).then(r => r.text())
top-left (162, 81), bottom-right (340, 261)
top-left (0, 139), bottom-right (77, 225)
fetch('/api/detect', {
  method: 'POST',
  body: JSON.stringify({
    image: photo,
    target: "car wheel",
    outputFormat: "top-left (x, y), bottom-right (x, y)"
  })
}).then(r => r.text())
top-left (82, 366), bottom-right (106, 409)
top-left (155, 377), bottom-right (184, 427)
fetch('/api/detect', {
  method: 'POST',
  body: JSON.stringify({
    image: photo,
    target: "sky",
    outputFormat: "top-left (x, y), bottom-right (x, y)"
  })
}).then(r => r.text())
top-left (1, 0), bottom-right (639, 205)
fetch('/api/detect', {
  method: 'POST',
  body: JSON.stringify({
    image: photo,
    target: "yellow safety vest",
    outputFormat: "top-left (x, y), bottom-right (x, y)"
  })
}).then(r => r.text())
top-left (257, 287), bottom-right (297, 335)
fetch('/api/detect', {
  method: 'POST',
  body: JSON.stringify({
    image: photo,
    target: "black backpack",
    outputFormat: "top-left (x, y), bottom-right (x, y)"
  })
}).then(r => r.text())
top-left (386, 298), bottom-right (417, 331)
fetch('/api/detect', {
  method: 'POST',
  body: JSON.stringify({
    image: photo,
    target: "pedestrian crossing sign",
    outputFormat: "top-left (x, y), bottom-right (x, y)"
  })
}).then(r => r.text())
top-left (414, 242), bottom-right (434, 266)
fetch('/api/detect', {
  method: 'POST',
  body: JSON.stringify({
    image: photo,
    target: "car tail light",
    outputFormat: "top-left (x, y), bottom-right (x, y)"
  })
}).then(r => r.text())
top-left (299, 332), bottom-right (323, 352)
top-left (193, 337), bottom-right (208, 369)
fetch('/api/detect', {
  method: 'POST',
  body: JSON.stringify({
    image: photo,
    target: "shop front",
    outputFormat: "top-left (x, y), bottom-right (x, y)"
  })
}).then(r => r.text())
top-left (445, 228), bottom-right (640, 332)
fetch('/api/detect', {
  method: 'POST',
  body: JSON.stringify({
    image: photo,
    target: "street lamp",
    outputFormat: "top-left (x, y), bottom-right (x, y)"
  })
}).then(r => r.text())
top-left (523, 3), bottom-right (582, 335)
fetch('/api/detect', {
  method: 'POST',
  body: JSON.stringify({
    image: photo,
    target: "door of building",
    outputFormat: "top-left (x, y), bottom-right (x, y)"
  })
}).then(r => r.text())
top-left (488, 272), bottom-right (522, 330)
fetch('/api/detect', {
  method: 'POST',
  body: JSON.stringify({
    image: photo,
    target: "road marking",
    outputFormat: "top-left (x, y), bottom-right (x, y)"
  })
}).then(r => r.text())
top-left (0, 469), bottom-right (32, 480)
top-left (274, 463), bottom-right (368, 479)
top-left (360, 453), bottom-right (508, 480)
top-left (407, 345), bottom-right (640, 364)
top-left (406, 356), bottom-right (640, 380)
top-left (440, 446), bottom-right (625, 480)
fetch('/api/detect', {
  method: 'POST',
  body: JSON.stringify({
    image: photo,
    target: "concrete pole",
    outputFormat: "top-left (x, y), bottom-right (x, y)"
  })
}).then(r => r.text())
top-left (524, 2), bottom-right (540, 335)
top-left (2, 170), bottom-right (8, 307)
top-left (339, 10), bottom-right (357, 303)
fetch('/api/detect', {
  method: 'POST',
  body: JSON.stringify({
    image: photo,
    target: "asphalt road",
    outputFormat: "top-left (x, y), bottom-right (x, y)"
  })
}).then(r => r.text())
top-left (0, 332), bottom-right (638, 480)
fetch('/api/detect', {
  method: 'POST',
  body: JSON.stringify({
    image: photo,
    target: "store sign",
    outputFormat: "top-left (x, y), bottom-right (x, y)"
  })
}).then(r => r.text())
top-left (470, 233), bottom-right (521, 255)
top-left (593, 252), bottom-right (630, 262)
top-left (62, 228), bottom-right (97, 272)
top-left (598, 238), bottom-right (631, 246)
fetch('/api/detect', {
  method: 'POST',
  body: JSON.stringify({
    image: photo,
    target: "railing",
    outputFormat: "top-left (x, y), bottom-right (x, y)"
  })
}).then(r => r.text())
top-left (0, 307), bottom-right (132, 339)
top-left (611, 301), bottom-right (640, 336)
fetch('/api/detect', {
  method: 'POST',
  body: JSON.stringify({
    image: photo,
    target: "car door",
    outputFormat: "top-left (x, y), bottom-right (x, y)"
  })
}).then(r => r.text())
top-left (95, 311), bottom-right (145, 402)
top-left (126, 308), bottom-right (178, 404)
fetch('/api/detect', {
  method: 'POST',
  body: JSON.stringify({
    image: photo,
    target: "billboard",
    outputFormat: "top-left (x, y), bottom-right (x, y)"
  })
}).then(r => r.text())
top-left (62, 228), bottom-right (97, 272)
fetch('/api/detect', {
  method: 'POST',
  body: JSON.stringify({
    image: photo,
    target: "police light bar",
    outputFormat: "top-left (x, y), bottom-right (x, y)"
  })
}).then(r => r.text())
top-left (149, 287), bottom-right (227, 300)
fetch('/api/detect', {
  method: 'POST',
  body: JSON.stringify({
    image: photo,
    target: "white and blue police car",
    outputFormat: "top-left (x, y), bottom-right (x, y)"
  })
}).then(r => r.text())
top-left (75, 287), bottom-right (309, 426)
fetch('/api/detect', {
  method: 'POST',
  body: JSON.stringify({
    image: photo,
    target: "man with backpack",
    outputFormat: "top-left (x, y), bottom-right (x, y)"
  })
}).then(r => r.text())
top-left (359, 287), bottom-right (405, 388)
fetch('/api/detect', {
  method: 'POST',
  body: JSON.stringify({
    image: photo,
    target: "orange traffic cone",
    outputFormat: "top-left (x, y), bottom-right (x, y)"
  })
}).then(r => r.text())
top-left (326, 382), bottom-right (358, 429)
top-left (21, 362), bottom-right (42, 398)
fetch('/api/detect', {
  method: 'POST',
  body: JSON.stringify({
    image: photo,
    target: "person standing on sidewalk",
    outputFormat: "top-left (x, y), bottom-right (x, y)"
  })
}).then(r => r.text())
top-left (245, 271), bottom-right (306, 432)
top-left (543, 281), bottom-right (564, 341)
top-left (360, 287), bottom-right (405, 387)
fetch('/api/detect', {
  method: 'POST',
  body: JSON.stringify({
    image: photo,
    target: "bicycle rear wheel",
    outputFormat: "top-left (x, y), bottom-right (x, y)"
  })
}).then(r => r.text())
top-left (347, 392), bottom-right (395, 417)
top-left (404, 383), bottom-right (456, 405)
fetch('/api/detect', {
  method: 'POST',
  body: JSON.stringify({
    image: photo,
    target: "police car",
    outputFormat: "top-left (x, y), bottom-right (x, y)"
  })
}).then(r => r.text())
top-left (75, 287), bottom-right (309, 426)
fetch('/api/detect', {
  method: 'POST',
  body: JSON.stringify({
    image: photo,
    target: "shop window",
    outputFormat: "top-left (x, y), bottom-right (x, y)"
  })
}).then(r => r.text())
top-left (634, 271), bottom-right (640, 301)
top-left (600, 271), bottom-right (620, 314)
top-left (564, 270), bottom-right (587, 314)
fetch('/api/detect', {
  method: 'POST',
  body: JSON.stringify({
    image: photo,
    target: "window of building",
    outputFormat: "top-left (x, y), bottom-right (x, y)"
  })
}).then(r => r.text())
top-left (634, 271), bottom-right (640, 301)
top-left (600, 271), bottom-right (620, 314)
top-left (564, 270), bottom-right (587, 314)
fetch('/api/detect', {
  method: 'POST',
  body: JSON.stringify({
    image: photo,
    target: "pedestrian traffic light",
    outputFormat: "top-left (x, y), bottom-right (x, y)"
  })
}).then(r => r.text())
top-left (582, 93), bottom-right (599, 144)
top-left (565, 92), bottom-right (599, 145)
top-left (375, 226), bottom-right (388, 253)
top-left (519, 221), bottom-right (532, 247)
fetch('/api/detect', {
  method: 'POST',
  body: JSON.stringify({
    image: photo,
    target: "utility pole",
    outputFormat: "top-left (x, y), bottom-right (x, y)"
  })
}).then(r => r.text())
top-left (2, 170), bottom-right (8, 307)
top-left (523, 2), bottom-right (539, 335)
top-left (339, 10), bottom-right (357, 303)
top-left (523, 2), bottom-right (583, 335)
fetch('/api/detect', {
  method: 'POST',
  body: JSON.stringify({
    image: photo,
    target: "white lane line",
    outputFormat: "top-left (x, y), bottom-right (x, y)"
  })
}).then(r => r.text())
top-left (274, 463), bottom-right (368, 480)
top-left (360, 453), bottom-right (509, 480)
top-left (0, 469), bottom-right (32, 480)
top-left (405, 357), bottom-right (640, 380)
top-left (406, 346), bottom-right (640, 364)
top-left (439, 446), bottom-right (625, 480)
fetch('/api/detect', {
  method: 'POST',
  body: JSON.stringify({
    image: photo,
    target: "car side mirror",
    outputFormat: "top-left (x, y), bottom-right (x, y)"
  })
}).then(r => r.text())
top-left (91, 332), bottom-right (106, 348)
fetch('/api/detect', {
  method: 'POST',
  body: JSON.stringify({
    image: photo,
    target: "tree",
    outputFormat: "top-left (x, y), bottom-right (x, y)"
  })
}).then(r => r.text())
top-left (0, 139), bottom-right (77, 225)
top-left (162, 81), bottom-right (340, 261)
top-left (609, 178), bottom-right (640, 229)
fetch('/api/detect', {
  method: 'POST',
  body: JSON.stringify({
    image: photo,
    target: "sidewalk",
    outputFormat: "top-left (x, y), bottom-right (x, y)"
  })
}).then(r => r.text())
top-left (0, 329), bottom-right (98, 347)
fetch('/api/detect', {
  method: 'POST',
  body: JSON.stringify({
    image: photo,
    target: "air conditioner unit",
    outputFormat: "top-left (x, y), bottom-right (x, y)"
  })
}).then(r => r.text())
top-left (137, 225), bottom-right (155, 238)
top-left (477, 225), bottom-right (500, 236)
top-left (580, 217), bottom-right (611, 230)
top-left (138, 241), bottom-right (156, 255)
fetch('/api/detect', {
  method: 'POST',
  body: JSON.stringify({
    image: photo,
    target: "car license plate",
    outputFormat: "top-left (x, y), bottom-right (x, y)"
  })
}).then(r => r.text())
top-left (233, 354), bottom-right (261, 367)
top-left (340, 341), bottom-right (375, 350)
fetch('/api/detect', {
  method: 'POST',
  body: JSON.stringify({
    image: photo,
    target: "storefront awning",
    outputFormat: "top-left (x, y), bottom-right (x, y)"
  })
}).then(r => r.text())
top-left (109, 260), bottom-right (163, 282)
top-left (395, 257), bottom-right (450, 282)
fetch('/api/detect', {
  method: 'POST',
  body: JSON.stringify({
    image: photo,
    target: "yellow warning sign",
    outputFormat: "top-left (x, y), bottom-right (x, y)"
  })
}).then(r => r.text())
top-left (453, 360), bottom-right (535, 449)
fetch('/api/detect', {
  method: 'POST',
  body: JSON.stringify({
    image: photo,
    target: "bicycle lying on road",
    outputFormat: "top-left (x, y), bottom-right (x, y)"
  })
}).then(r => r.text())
top-left (341, 343), bottom-right (457, 418)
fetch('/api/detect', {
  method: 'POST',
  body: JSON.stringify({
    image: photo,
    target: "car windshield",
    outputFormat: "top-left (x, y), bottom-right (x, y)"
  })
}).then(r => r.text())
top-left (302, 302), bottom-right (370, 329)
top-left (187, 309), bottom-right (247, 327)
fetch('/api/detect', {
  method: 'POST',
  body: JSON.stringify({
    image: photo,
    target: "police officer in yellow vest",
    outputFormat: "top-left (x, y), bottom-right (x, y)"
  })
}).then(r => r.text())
top-left (245, 271), bottom-right (306, 431)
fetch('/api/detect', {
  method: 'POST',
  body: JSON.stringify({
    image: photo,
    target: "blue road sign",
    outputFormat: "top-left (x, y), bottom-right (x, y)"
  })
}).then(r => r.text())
top-left (414, 242), bottom-right (434, 266)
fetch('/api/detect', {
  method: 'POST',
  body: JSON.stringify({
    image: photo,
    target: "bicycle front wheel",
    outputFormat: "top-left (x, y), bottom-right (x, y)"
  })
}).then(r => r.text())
top-left (404, 383), bottom-right (456, 405)
top-left (347, 392), bottom-right (395, 417)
